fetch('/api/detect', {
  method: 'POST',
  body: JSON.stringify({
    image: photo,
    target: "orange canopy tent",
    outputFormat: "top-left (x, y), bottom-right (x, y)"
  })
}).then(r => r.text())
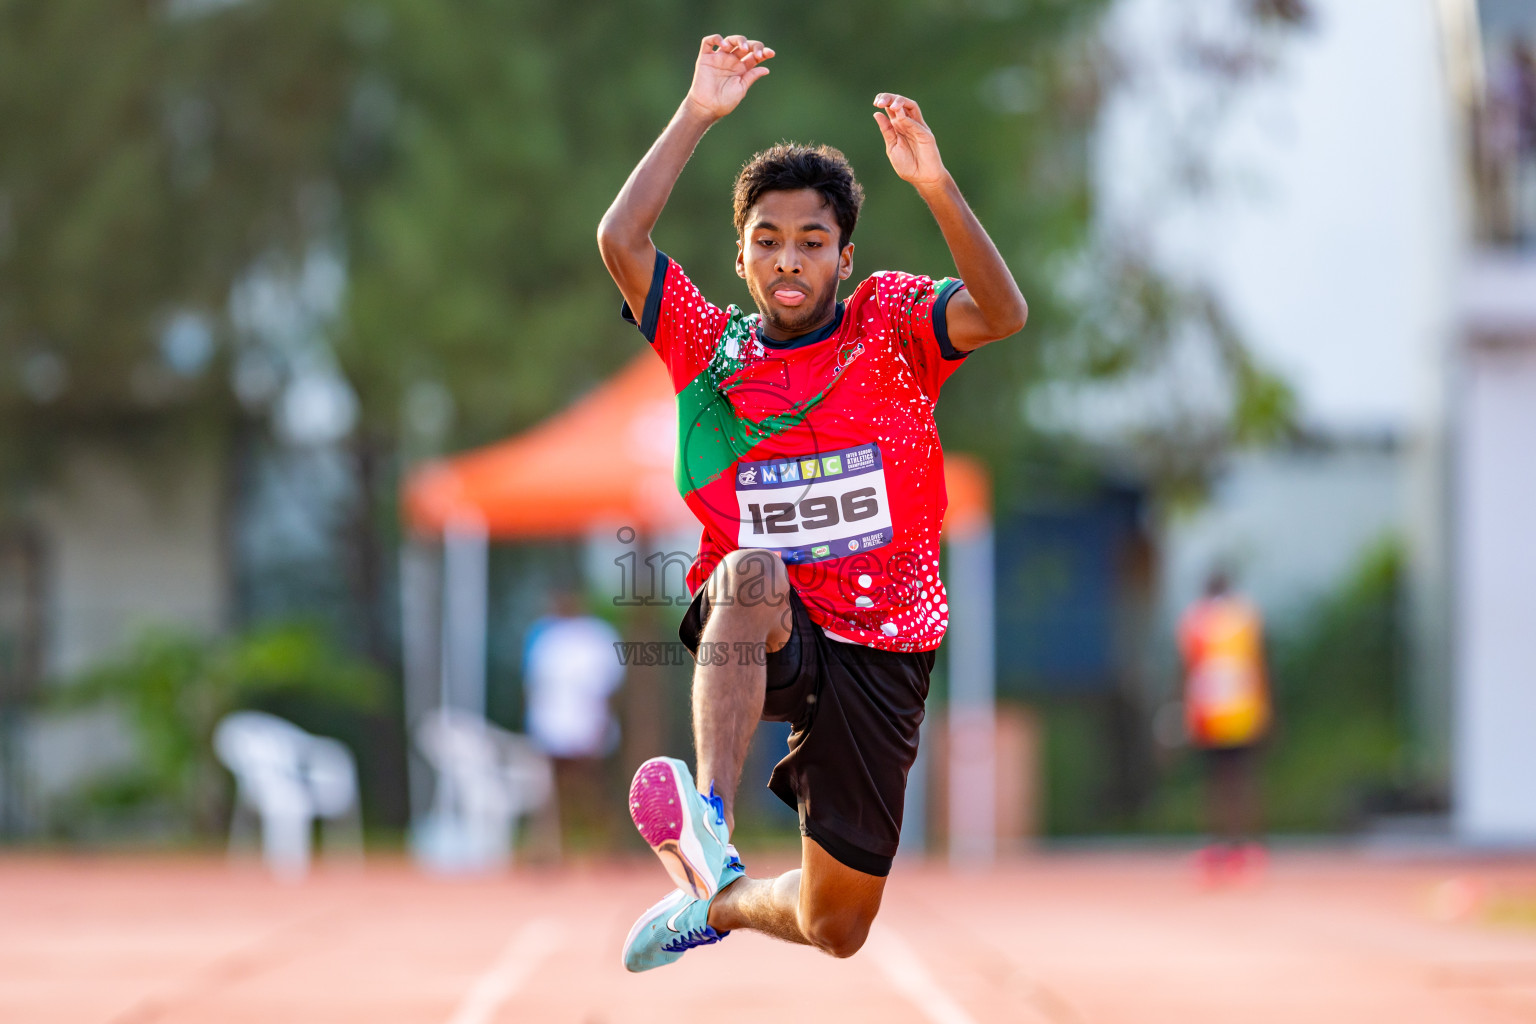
top-left (403, 353), bottom-right (990, 539)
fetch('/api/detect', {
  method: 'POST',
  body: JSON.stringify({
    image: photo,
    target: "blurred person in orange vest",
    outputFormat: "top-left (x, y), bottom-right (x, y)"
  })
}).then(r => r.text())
top-left (1177, 569), bottom-right (1270, 882)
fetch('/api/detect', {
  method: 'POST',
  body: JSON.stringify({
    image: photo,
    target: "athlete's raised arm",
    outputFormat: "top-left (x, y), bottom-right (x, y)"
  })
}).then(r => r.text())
top-left (597, 35), bottom-right (775, 315)
top-left (872, 93), bottom-right (1028, 351)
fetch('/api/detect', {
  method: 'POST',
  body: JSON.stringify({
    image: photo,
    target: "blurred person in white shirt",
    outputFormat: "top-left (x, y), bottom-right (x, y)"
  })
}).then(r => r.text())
top-left (523, 590), bottom-right (624, 854)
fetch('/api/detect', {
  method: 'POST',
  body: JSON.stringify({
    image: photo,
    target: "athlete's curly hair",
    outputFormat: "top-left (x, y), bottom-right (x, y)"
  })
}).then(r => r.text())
top-left (733, 143), bottom-right (865, 250)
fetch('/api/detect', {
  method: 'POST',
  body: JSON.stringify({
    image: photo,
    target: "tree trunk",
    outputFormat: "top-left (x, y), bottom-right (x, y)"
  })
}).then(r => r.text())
top-left (0, 522), bottom-right (45, 838)
top-left (346, 427), bottom-right (410, 830)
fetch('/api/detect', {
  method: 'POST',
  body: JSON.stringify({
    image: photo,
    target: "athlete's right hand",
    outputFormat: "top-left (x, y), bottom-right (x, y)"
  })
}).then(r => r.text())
top-left (684, 34), bottom-right (774, 121)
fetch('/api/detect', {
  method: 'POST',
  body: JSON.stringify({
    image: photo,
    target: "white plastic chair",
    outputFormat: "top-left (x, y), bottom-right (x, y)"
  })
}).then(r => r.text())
top-left (213, 711), bottom-right (362, 880)
top-left (410, 708), bottom-right (554, 873)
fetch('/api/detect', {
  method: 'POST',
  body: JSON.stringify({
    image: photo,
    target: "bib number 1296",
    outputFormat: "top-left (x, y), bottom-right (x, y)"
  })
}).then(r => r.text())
top-left (734, 443), bottom-right (893, 563)
top-left (745, 487), bottom-right (879, 534)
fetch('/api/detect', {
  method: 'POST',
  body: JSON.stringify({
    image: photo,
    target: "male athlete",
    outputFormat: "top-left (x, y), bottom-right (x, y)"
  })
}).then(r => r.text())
top-left (597, 34), bottom-right (1027, 971)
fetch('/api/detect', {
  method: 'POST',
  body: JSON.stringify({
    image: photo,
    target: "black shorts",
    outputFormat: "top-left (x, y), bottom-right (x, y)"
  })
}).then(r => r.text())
top-left (680, 586), bottom-right (934, 877)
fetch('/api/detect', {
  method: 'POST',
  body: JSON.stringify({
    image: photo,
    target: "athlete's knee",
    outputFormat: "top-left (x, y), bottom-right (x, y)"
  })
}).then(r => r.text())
top-left (800, 904), bottom-right (876, 959)
top-left (707, 549), bottom-right (791, 635)
top-left (714, 548), bottom-right (789, 597)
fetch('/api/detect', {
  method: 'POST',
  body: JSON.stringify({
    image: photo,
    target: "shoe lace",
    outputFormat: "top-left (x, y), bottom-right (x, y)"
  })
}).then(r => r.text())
top-left (662, 924), bottom-right (728, 953)
top-left (705, 783), bottom-right (727, 830)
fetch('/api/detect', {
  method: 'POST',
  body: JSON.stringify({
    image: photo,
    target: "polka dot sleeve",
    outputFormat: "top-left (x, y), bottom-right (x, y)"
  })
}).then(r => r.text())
top-left (627, 253), bottom-right (730, 393)
top-left (870, 271), bottom-right (969, 401)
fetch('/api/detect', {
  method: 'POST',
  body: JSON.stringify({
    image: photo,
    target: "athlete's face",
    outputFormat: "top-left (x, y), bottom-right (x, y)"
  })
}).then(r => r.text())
top-left (736, 188), bottom-right (854, 342)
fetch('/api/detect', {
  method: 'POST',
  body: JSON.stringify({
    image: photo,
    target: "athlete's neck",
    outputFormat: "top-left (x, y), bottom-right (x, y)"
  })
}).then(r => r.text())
top-left (761, 319), bottom-right (829, 343)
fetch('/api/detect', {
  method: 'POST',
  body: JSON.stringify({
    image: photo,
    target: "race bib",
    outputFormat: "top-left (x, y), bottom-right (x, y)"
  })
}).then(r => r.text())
top-left (735, 442), bottom-right (894, 563)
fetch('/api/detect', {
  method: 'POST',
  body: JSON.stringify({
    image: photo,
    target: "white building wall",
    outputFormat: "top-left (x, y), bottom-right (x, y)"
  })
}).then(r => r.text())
top-left (1454, 331), bottom-right (1536, 842)
top-left (24, 441), bottom-right (227, 802)
top-left (1158, 445), bottom-right (1404, 650)
top-left (33, 442), bottom-right (226, 676)
top-left (1097, 0), bottom-right (1458, 436)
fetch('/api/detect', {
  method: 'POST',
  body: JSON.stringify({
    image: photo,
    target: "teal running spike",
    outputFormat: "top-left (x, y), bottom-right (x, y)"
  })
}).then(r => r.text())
top-left (622, 845), bottom-right (746, 972)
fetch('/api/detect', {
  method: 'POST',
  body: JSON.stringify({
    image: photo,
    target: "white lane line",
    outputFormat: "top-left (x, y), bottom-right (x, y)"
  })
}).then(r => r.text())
top-left (445, 917), bottom-right (563, 1024)
top-left (866, 923), bottom-right (982, 1024)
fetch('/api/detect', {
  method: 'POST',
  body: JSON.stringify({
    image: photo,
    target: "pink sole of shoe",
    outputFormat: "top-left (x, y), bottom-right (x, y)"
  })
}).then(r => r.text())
top-left (629, 759), bottom-right (714, 899)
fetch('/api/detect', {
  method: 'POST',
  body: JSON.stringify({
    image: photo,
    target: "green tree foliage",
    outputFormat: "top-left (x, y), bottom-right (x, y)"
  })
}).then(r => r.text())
top-left (0, 0), bottom-right (1314, 463)
top-left (341, 0), bottom-right (1110, 457)
top-left (0, 1), bottom-right (360, 466)
top-left (0, 0), bottom-right (1300, 485)
top-left (1260, 539), bottom-right (1408, 830)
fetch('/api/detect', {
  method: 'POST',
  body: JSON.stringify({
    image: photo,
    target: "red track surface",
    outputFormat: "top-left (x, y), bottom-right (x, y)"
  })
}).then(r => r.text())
top-left (6, 851), bottom-right (1536, 1023)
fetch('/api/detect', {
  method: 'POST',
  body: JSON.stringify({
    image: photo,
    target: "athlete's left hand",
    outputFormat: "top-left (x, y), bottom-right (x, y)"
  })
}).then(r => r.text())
top-left (873, 94), bottom-right (947, 187)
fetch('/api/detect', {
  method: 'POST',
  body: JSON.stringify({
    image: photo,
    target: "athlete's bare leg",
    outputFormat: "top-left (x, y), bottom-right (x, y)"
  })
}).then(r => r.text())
top-left (708, 836), bottom-right (886, 957)
top-left (691, 548), bottom-right (793, 829)
top-left (691, 549), bottom-right (887, 958)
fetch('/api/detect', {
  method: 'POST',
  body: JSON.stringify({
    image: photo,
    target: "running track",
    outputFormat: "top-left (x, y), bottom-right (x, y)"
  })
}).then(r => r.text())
top-left (6, 851), bottom-right (1536, 1023)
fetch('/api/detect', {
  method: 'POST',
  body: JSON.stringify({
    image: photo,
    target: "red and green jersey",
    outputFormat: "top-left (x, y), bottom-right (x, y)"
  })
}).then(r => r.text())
top-left (625, 252), bottom-right (969, 653)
